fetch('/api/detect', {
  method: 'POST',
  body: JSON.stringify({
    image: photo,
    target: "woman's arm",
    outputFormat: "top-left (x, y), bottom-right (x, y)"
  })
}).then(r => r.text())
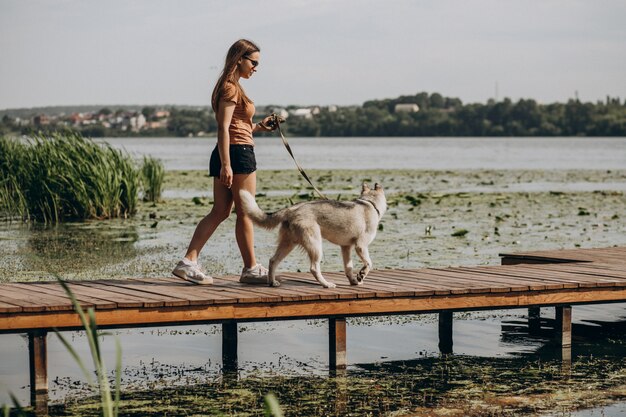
top-left (216, 101), bottom-right (236, 188)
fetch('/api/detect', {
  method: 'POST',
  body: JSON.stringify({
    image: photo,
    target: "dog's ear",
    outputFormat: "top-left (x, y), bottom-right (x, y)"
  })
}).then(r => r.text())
top-left (361, 182), bottom-right (370, 192)
top-left (374, 183), bottom-right (382, 191)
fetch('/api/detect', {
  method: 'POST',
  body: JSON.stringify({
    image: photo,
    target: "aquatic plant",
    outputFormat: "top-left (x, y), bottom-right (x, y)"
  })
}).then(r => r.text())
top-left (0, 132), bottom-right (139, 223)
top-left (0, 136), bottom-right (28, 219)
top-left (141, 155), bottom-right (164, 203)
top-left (55, 278), bottom-right (122, 417)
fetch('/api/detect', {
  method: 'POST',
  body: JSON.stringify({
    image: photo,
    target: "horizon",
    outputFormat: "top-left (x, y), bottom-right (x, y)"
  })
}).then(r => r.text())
top-left (2, 91), bottom-right (623, 114)
top-left (1, 0), bottom-right (625, 109)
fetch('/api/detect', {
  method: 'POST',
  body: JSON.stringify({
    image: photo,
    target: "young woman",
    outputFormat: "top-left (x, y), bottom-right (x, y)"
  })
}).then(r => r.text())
top-left (173, 39), bottom-right (277, 285)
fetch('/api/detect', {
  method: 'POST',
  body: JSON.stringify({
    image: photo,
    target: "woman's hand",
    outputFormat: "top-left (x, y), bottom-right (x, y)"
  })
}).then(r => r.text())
top-left (258, 114), bottom-right (281, 131)
top-left (220, 165), bottom-right (234, 189)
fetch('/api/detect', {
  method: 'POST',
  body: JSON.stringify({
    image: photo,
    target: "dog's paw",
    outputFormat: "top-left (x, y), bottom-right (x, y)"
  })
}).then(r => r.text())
top-left (349, 279), bottom-right (359, 286)
top-left (324, 282), bottom-right (337, 289)
top-left (268, 280), bottom-right (281, 288)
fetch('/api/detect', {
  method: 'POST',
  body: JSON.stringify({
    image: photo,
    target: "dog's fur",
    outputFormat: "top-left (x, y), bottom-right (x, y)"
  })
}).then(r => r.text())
top-left (239, 183), bottom-right (386, 288)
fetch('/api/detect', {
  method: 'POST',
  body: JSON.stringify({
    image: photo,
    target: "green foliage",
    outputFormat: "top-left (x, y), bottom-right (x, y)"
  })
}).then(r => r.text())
top-left (281, 94), bottom-right (626, 137)
top-left (141, 156), bottom-right (165, 203)
top-left (0, 132), bottom-right (139, 223)
top-left (3, 94), bottom-right (624, 137)
top-left (263, 393), bottom-right (284, 417)
top-left (167, 108), bottom-right (213, 137)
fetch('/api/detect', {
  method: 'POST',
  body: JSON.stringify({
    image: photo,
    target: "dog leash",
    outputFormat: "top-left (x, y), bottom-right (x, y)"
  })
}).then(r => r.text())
top-left (267, 115), bottom-right (328, 200)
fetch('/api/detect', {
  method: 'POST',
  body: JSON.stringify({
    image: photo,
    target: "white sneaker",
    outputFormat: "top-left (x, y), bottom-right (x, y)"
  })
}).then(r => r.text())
top-left (172, 260), bottom-right (213, 285)
top-left (239, 264), bottom-right (269, 284)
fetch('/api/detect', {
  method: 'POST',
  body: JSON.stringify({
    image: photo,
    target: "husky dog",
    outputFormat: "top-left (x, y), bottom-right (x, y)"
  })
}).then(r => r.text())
top-left (239, 183), bottom-right (386, 288)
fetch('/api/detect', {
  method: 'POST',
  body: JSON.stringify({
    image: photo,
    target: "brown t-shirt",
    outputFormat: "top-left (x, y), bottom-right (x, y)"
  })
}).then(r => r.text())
top-left (221, 82), bottom-right (255, 146)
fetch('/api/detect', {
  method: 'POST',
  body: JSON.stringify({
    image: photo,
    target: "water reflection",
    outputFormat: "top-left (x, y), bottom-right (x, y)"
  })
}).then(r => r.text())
top-left (24, 221), bottom-right (139, 278)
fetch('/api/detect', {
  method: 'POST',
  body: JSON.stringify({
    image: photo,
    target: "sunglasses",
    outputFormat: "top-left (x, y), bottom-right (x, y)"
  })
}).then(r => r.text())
top-left (243, 56), bottom-right (258, 68)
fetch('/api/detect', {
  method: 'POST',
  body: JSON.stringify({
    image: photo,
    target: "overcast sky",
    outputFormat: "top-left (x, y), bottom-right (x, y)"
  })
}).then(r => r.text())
top-left (1, 0), bottom-right (625, 109)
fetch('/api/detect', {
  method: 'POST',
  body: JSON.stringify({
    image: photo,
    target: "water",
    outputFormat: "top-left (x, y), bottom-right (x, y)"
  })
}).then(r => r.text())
top-left (2, 136), bottom-right (626, 415)
top-left (100, 136), bottom-right (626, 171)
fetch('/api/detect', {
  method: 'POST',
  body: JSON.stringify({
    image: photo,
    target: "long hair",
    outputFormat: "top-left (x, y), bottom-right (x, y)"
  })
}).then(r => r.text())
top-left (211, 39), bottom-right (260, 113)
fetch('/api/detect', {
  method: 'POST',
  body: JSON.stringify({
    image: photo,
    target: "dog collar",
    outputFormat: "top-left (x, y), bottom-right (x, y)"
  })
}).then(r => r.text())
top-left (356, 198), bottom-right (381, 218)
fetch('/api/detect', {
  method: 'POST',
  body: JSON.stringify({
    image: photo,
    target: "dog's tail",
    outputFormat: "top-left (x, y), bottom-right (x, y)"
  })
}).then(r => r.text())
top-left (239, 190), bottom-right (283, 230)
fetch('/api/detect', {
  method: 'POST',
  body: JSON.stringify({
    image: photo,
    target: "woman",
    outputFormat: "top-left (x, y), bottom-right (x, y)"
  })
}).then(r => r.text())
top-left (173, 39), bottom-right (277, 285)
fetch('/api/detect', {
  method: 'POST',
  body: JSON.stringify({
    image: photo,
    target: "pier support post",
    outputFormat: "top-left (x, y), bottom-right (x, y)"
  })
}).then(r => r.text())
top-left (438, 311), bottom-right (453, 355)
top-left (528, 307), bottom-right (542, 335)
top-left (329, 317), bottom-right (347, 369)
top-left (28, 329), bottom-right (48, 416)
top-left (221, 321), bottom-right (238, 373)
top-left (554, 306), bottom-right (572, 347)
top-left (554, 306), bottom-right (572, 369)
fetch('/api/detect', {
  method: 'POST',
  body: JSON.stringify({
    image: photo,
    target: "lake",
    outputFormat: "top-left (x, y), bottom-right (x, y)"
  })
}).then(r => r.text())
top-left (1, 136), bottom-right (625, 415)
top-left (100, 136), bottom-right (626, 171)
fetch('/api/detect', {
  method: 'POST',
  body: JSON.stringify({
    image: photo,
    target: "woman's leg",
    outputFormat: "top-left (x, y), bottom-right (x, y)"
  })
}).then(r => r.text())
top-left (184, 178), bottom-right (233, 262)
top-left (231, 172), bottom-right (257, 269)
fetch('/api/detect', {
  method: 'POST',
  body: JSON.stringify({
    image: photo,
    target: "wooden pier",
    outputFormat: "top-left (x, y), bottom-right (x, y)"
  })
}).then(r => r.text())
top-left (1, 246), bottom-right (626, 414)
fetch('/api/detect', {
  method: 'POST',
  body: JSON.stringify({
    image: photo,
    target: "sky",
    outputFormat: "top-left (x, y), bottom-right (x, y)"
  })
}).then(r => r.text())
top-left (1, 0), bottom-right (625, 110)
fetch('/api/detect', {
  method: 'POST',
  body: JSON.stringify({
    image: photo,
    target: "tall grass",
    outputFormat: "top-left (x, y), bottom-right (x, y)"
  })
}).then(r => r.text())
top-left (141, 155), bottom-right (164, 203)
top-left (55, 278), bottom-right (122, 417)
top-left (0, 132), bottom-right (139, 223)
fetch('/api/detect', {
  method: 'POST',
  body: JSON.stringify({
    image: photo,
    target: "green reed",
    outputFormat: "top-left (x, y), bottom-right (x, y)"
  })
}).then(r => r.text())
top-left (0, 132), bottom-right (139, 223)
top-left (141, 155), bottom-right (165, 203)
top-left (55, 278), bottom-right (122, 417)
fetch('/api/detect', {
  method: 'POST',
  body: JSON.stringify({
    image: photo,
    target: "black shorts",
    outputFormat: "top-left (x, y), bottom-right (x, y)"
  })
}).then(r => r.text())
top-left (209, 144), bottom-right (257, 177)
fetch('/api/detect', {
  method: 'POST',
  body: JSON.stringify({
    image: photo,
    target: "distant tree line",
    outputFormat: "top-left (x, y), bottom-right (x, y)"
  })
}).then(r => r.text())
top-left (282, 93), bottom-right (626, 137)
top-left (1, 93), bottom-right (625, 137)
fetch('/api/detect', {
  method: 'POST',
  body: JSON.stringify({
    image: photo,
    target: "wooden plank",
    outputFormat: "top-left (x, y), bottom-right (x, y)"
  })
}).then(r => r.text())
top-left (3, 286), bottom-right (625, 332)
top-left (0, 293), bottom-right (47, 312)
top-left (129, 278), bottom-right (239, 304)
top-left (527, 265), bottom-right (626, 283)
top-left (0, 299), bottom-right (22, 313)
top-left (465, 266), bottom-right (582, 289)
top-left (388, 269), bottom-right (489, 294)
top-left (513, 265), bottom-right (620, 288)
top-left (54, 281), bottom-right (145, 308)
top-left (453, 266), bottom-right (566, 290)
top-left (364, 277), bottom-right (436, 296)
top-left (524, 264), bottom-right (626, 283)
top-left (212, 277), bottom-right (310, 302)
top-left (440, 268), bottom-right (532, 292)
top-left (0, 285), bottom-right (75, 312)
top-left (377, 270), bottom-right (461, 295)
top-left (362, 272), bottom-right (453, 296)
top-left (279, 273), bottom-right (378, 299)
top-left (9, 282), bottom-right (117, 310)
top-left (424, 269), bottom-right (514, 293)
top-left (126, 278), bottom-right (222, 305)
top-left (77, 281), bottom-right (197, 307)
top-left (82, 280), bottom-right (192, 307)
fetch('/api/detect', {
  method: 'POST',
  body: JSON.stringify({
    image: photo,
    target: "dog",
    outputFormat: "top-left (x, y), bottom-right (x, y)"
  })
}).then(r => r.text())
top-left (239, 183), bottom-right (386, 288)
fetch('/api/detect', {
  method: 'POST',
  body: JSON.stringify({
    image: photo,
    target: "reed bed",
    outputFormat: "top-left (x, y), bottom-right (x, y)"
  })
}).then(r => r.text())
top-left (141, 155), bottom-right (164, 203)
top-left (0, 132), bottom-right (140, 223)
